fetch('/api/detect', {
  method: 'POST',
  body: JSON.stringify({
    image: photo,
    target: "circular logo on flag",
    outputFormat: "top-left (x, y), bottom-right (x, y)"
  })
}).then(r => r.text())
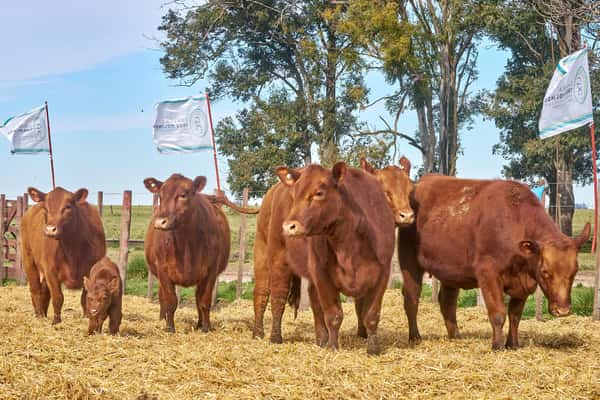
top-left (574, 66), bottom-right (588, 104)
top-left (189, 107), bottom-right (208, 137)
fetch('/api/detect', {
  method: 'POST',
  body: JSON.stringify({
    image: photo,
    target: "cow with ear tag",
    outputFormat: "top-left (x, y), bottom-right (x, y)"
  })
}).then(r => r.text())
top-left (277, 162), bottom-right (395, 355)
top-left (84, 257), bottom-right (122, 335)
top-left (21, 187), bottom-right (106, 324)
top-left (144, 174), bottom-right (230, 333)
top-left (398, 175), bottom-right (591, 350)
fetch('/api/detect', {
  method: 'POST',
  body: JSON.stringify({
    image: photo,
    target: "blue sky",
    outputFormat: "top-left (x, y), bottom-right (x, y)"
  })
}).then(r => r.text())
top-left (0, 1), bottom-right (594, 206)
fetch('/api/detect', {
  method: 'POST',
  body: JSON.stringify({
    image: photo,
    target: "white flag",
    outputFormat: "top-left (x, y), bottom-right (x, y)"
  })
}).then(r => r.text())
top-left (539, 48), bottom-right (593, 139)
top-left (153, 96), bottom-right (213, 153)
top-left (0, 105), bottom-right (49, 154)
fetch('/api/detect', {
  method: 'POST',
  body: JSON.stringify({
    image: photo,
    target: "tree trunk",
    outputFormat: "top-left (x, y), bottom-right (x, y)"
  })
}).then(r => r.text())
top-left (556, 149), bottom-right (575, 236)
top-left (319, 21), bottom-right (339, 167)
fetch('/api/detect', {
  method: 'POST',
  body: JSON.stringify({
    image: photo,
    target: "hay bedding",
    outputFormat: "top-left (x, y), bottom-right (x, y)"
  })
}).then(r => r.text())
top-left (0, 286), bottom-right (599, 400)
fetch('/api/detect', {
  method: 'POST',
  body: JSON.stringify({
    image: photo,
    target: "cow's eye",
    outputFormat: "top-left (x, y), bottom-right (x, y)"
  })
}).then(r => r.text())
top-left (541, 270), bottom-right (551, 279)
top-left (313, 190), bottom-right (325, 200)
top-left (64, 204), bottom-right (72, 211)
top-left (179, 193), bottom-right (187, 200)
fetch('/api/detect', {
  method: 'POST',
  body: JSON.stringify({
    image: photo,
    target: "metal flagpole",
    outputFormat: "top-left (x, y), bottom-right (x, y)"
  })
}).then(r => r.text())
top-left (44, 101), bottom-right (56, 189)
top-left (591, 121), bottom-right (598, 252)
top-left (205, 92), bottom-right (222, 192)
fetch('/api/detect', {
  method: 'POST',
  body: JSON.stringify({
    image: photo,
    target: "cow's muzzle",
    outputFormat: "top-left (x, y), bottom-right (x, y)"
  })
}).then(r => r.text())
top-left (396, 210), bottom-right (415, 225)
top-left (282, 220), bottom-right (306, 236)
top-left (549, 304), bottom-right (571, 317)
top-left (154, 217), bottom-right (174, 230)
top-left (44, 224), bottom-right (60, 238)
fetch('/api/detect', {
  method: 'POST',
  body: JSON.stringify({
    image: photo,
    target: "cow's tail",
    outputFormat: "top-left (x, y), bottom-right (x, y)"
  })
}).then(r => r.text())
top-left (206, 191), bottom-right (260, 214)
top-left (287, 275), bottom-right (302, 319)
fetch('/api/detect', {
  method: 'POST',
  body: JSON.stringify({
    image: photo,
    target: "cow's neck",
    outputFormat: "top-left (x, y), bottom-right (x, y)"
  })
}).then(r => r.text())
top-left (59, 211), bottom-right (93, 265)
top-left (326, 193), bottom-right (362, 263)
top-left (528, 207), bottom-right (571, 247)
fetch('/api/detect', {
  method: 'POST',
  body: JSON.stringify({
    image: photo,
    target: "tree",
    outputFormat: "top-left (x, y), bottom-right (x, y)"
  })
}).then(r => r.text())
top-left (341, 0), bottom-right (489, 175)
top-left (485, 0), bottom-right (600, 235)
top-left (158, 0), bottom-right (367, 173)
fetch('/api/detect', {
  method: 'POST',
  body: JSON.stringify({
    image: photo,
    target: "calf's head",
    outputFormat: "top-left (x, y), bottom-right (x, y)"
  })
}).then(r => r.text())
top-left (144, 174), bottom-right (206, 230)
top-left (519, 222), bottom-right (590, 317)
top-left (28, 187), bottom-right (89, 239)
top-left (277, 163), bottom-right (346, 237)
top-left (360, 157), bottom-right (415, 226)
top-left (84, 276), bottom-right (119, 327)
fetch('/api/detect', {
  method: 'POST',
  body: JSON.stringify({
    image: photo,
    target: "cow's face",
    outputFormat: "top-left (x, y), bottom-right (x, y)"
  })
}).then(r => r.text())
top-left (28, 187), bottom-right (88, 239)
top-left (519, 222), bottom-right (590, 317)
top-left (360, 157), bottom-right (415, 226)
top-left (84, 276), bottom-right (118, 322)
top-left (277, 163), bottom-right (346, 237)
top-left (144, 174), bottom-right (206, 231)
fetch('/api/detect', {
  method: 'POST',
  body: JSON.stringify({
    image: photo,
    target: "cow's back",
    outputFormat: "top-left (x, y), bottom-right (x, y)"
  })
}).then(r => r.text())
top-left (413, 175), bottom-right (544, 284)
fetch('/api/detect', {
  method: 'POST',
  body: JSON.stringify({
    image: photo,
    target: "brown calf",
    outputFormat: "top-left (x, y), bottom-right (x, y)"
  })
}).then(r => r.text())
top-left (84, 257), bottom-right (122, 335)
top-left (278, 163), bottom-right (395, 354)
top-left (21, 187), bottom-right (106, 324)
top-left (399, 175), bottom-right (590, 349)
top-left (144, 174), bottom-right (230, 333)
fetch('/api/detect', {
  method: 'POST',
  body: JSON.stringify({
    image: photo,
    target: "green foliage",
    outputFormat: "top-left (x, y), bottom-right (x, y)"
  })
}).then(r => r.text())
top-left (127, 255), bottom-right (148, 280)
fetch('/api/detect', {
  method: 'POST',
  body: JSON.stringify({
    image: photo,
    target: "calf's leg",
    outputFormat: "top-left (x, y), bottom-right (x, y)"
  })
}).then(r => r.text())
top-left (438, 284), bottom-right (461, 339)
top-left (398, 226), bottom-right (424, 345)
top-left (22, 257), bottom-right (44, 317)
top-left (80, 288), bottom-right (87, 318)
top-left (506, 297), bottom-right (527, 349)
top-left (45, 273), bottom-right (64, 325)
top-left (159, 279), bottom-right (178, 333)
top-left (108, 299), bottom-right (122, 335)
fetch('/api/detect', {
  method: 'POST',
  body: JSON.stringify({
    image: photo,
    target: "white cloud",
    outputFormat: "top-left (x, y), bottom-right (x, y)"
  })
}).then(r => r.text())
top-left (1, 1), bottom-right (167, 82)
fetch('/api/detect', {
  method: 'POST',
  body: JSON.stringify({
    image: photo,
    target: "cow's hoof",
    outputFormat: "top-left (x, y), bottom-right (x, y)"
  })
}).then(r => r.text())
top-left (367, 335), bottom-right (381, 355)
top-left (51, 317), bottom-right (61, 325)
top-left (357, 326), bottom-right (368, 339)
top-left (165, 326), bottom-right (175, 334)
top-left (505, 340), bottom-right (519, 350)
top-left (270, 335), bottom-right (283, 344)
top-left (252, 327), bottom-right (265, 339)
top-left (491, 342), bottom-right (505, 351)
top-left (408, 335), bottom-right (421, 346)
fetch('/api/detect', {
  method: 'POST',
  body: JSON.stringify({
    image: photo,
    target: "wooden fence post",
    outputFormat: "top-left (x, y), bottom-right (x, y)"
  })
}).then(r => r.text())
top-left (97, 191), bottom-right (103, 217)
top-left (147, 193), bottom-right (159, 300)
top-left (236, 188), bottom-right (249, 301)
top-left (118, 190), bottom-right (132, 292)
top-left (535, 287), bottom-right (543, 320)
top-left (15, 196), bottom-right (25, 285)
top-left (431, 277), bottom-right (439, 303)
top-left (0, 195), bottom-right (5, 280)
top-left (299, 278), bottom-right (310, 311)
top-left (477, 289), bottom-right (485, 308)
top-left (22, 193), bottom-right (28, 210)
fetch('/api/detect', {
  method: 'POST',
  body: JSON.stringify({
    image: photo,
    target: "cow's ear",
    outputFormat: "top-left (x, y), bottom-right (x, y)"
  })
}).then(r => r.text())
top-left (519, 240), bottom-right (540, 257)
top-left (332, 162), bottom-right (347, 186)
top-left (73, 188), bottom-right (88, 203)
top-left (108, 277), bottom-right (120, 293)
top-left (360, 157), bottom-right (375, 174)
top-left (399, 156), bottom-right (411, 175)
top-left (28, 187), bottom-right (46, 203)
top-left (192, 176), bottom-right (207, 193)
top-left (574, 222), bottom-right (591, 249)
top-left (83, 276), bottom-right (90, 291)
top-left (276, 166), bottom-right (301, 186)
top-left (144, 178), bottom-right (162, 193)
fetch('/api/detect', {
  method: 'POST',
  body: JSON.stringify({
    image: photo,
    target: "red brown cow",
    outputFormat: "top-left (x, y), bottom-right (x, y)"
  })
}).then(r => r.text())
top-left (84, 257), bottom-right (122, 335)
top-left (21, 187), bottom-right (106, 324)
top-left (360, 156), bottom-right (415, 225)
top-left (399, 175), bottom-right (590, 349)
top-left (278, 162), bottom-right (395, 354)
top-left (252, 181), bottom-right (302, 343)
top-left (144, 174), bottom-right (230, 333)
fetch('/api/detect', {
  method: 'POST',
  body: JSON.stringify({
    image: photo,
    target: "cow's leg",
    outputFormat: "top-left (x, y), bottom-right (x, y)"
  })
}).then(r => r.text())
top-left (360, 271), bottom-right (390, 356)
top-left (158, 284), bottom-right (166, 321)
top-left (80, 288), bottom-right (88, 318)
top-left (477, 265), bottom-right (506, 350)
top-left (40, 280), bottom-right (50, 317)
top-left (308, 282), bottom-right (328, 347)
top-left (195, 275), bottom-right (217, 333)
top-left (252, 239), bottom-right (270, 339)
top-left (22, 256), bottom-right (44, 317)
top-left (354, 297), bottom-right (367, 338)
top-left (159, 279), bottom-right (178, 333)
top-left (269, 251), bottom-right (290, 344)
top-left (398, 226), bottom-right (423, 345)
top-left (438, 284), bottom-right (461, 339)
top-left (505, 297), bottom-right (527, 349)
top-left (44, 273), bottom-right (64, 325)
top-left (108, 300), bottom-right (122, 335)
top-left (311, 274), bottom-right (343, 351)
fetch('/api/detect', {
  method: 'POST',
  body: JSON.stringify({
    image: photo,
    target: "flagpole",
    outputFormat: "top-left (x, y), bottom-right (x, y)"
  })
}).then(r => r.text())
top-left (205, 92), bottom-right (222, 192)
top-left (591, 121), bottom-right (598, 252)
top-left (44, 101), bottom-right (56, 189)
